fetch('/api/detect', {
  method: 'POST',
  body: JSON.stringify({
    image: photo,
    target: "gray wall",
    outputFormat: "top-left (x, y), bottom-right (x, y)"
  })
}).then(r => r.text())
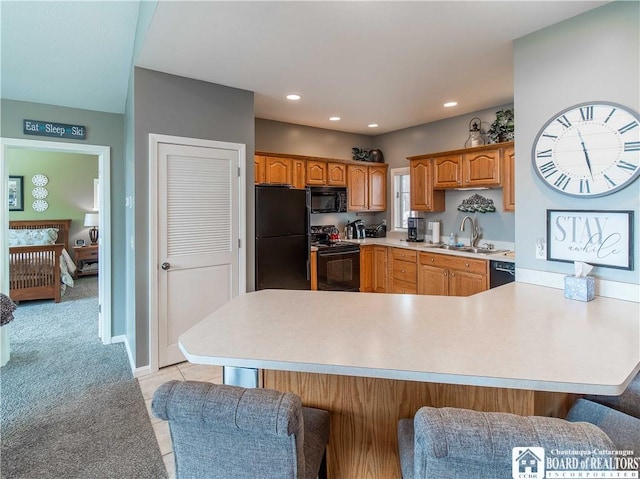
top-left (256, 118), bottom-right (373, 161)
top-left (1, 99), bottom-right (128, 336)
top-left (514, 1), bottom-right (639, 284)
top-left (373, 104), bottom-right (516, 243)
top-left (133, 67), bottom-right (254, 368)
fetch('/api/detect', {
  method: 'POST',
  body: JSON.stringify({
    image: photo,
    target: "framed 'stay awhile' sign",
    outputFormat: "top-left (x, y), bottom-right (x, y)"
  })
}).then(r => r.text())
top-left (547, 210), bottom-right (634, 270)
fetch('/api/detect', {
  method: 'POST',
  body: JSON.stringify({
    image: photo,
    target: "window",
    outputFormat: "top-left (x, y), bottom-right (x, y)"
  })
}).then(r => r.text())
top-left (391, 167), bottom-right (411, 230)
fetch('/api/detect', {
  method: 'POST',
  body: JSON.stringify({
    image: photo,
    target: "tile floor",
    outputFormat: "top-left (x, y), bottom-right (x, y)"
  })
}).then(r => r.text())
top-left (138, 362), bottom-right (223, 479)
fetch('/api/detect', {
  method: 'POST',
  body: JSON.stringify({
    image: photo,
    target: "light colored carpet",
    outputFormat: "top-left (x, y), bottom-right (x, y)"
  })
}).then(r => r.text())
top-left (1, 278), bottom-right (167, 478)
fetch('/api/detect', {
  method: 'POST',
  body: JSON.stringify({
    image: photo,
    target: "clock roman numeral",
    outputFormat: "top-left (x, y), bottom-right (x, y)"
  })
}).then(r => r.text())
top-left (539, 161), bottom-right (557, 177)
top-left (619, 121), bottom-right (639, 135)
top-left (604, 174), bottom-right (617, 188)
top-left (553, 174), bottom-right (570, 190)
top-left (617, 160), bottom-right (638, 173)
top-left (542, 133), bottom-right (558, 140)
top-left (556, 115), bottom-right (572, 129)
top-left (604, 108), bottom-right (617, 123)
top-left (579, 106), bottom-right (594, 121)
top-left (579, 179), bottom-right (590, 194)
top-left (624, 141), bottom-right (640, 152)
top-left (536, 149), bottom-right (552, 158)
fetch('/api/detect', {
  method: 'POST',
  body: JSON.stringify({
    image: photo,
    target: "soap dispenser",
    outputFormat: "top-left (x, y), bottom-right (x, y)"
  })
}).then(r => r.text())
top-left (449, 233), bottom-right (456, 246)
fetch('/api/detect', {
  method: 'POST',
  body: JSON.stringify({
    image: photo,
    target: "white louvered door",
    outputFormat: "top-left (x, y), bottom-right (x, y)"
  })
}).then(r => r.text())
top-left (157, 142), bottom-right (239, 367)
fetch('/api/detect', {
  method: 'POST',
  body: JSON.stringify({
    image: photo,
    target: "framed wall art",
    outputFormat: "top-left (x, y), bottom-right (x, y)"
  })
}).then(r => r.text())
top-left (547, 209), bottom-right (634, 270)
top-left (8, 176), bottom-right (24, 211)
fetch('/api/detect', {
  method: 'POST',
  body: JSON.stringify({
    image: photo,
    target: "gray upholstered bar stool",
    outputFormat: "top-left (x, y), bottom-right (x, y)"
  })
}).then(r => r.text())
top-left (152, 380), bottom-right (330, 479)
top-left (396, 405), bottom-right (618, 479)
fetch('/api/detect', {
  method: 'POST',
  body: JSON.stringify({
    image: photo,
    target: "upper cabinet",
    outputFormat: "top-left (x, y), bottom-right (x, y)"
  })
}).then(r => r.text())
top-left (255, 152), bottom-right (388, 212)
top-left (264, 157), bottom-right (292, 184)
top-left (464, 148), bottom-right (501, 187)
top-left (306, 160), bottom-right (327, 185)
top-left (347, 164), bottom-right (387, 212)
top-left (327, 163), bottom-right (347, 186)
top-left (409, 159), bottom-right (445, 212)
top-left (502, 145), bottom-right (515, 211)
top-left (408, 142), bottom-right (513, 211)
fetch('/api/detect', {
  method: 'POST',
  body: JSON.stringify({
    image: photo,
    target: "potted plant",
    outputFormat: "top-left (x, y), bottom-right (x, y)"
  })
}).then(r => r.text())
top-left (487, 109), bottom-right (514, 143)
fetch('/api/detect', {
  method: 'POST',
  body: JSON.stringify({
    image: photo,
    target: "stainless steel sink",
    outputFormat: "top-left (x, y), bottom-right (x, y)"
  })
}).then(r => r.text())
top-left (421, 244), bottom-right (509, 255)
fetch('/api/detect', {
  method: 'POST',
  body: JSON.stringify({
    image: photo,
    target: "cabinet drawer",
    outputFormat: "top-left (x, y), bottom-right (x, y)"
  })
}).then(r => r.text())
top-left (391, 248), bottom-right (417, 262)
top-left (419, 252), bottom-right (487, 275)
top-left (389, 279), bottom-right (417, 295)
top-left (392, 260), bottom-right (417, 283)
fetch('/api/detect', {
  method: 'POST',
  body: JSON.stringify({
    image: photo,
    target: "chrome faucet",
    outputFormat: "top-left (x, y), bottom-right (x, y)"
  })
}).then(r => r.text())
top-left (459, 216), bottom-right (478, 248)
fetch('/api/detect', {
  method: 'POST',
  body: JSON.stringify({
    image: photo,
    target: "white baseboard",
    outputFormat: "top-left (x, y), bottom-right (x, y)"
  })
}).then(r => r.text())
top-left (517, 268), bottom-right (640, 303)
top-left (111, 334), bottom-right (140, 375)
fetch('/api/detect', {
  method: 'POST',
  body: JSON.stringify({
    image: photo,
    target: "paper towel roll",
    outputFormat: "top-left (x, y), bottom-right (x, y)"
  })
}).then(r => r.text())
top-left (432, 221), bottom-right (440, 244)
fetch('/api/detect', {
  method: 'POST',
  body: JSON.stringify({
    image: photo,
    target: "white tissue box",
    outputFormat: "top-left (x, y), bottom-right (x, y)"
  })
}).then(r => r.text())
top-left (564, 275), bottom-right (595, 302)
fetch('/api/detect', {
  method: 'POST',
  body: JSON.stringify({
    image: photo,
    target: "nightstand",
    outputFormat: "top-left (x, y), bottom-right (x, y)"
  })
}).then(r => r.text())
top-left (73, 244), bottom-right (99, 277)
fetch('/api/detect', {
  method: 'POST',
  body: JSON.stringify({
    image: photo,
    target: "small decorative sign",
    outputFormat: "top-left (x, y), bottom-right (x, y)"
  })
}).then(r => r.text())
top-left (547, 210), bottom-right (634, 270)
top-left (23, 119), bottom-right (86, 139)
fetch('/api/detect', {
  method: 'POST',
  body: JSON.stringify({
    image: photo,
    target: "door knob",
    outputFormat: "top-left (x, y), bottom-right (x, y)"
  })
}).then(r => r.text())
top-left (161, 262), bottom-right (171, 270)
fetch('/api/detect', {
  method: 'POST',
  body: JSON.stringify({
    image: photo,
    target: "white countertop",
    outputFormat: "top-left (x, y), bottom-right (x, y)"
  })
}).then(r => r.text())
top-left (343, 237), bottom-right (517, 263)
top-left (179, 284), bottom-right (639, 395)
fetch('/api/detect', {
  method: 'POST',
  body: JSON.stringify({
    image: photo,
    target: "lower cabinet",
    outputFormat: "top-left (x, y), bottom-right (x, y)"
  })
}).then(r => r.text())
top-left (388, 248), bottom-right (417, 294)
top-left (360, 246), bottom-right (488, 296)
top-left (418, 252), bottom-right (488, 296)
top-left (310, 250), bottom-right (317, 291)
top-left (360, 245), bottom-right (388, 293)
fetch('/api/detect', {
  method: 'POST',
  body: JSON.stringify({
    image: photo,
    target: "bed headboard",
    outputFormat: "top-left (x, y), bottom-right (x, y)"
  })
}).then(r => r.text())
top-left (9, 219), bottom-right (72, 251)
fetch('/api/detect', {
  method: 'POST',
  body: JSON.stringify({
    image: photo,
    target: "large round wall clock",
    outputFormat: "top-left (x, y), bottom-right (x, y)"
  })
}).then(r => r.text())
top-left (532, 101), bottom-right (640, 197)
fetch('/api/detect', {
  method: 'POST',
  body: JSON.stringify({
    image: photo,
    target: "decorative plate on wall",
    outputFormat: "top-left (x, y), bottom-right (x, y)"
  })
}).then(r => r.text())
top-left (32, 199), bottom-right (49, 212)
top-left (32, 186), bottom-right (48, 199)
top-left (32, 174), bottom-right (48, 187)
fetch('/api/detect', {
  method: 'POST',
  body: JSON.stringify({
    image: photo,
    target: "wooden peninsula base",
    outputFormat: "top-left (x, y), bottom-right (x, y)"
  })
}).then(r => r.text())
top-left (263, 370), bottom-right (577, 479)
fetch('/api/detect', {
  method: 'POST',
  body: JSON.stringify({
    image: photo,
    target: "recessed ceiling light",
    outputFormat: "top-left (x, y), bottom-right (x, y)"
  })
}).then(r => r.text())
top-left (368, 123), bottom-right (379, 128)
top-left (444, 101), bottom-right (458, 108)
top-left (286, 94), bottom-right (301, 101)
top-left (329, 116), bottom-right (341, 121)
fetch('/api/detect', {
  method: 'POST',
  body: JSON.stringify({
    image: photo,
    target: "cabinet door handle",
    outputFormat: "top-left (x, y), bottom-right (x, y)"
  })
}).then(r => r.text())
top-left (464, 263), bottom-right (469, 267)
top-left (161, 262), bottom-right (171, 271)
top-left (451, 273), bottom-right (456, 277)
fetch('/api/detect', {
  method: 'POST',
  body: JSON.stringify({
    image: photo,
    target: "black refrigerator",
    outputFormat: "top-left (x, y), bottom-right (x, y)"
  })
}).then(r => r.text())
top-left (255, 185), bottom-right (311, 290)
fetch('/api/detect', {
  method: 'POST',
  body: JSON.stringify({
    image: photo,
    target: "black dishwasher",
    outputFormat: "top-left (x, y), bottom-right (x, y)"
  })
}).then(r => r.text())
top-left (489, 260), bottom-right (515, 288)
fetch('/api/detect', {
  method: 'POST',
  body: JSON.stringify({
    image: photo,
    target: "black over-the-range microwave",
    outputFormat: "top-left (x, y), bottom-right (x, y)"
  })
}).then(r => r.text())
top-left (310, 186), bottom-right (348, 214)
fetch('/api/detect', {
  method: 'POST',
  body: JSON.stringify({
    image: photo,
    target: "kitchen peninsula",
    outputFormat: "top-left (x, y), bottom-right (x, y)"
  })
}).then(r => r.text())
top-left (179, 285), bottom-right (639, 478)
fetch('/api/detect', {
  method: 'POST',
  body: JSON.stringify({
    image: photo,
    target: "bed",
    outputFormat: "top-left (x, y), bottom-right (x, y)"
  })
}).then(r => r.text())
top-left (8, 219), bottom-right (74, 303)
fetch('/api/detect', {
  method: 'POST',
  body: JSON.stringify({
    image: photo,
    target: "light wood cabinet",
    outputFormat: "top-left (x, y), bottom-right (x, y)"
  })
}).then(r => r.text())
top-left (327, 163), bottom-right (347, 186)
top-left (373, 246), bottom-right (388, 293)
top-left (306, 160), bottom-right (327, 185)
top-left (418, 252), bottom-right (488, 297)
top-left (310, 250), bottom-right (317, 291)
top-left (360, 245), bottom-right (387, 293)
top-left (347, 164), bottom-right (387, 212)
top-left (359, 245), bottom-right (374, 292)
top-left (347, 164), bottom-right (367, 210)
top-left (433, 154), bottom-right (463, 188)
top-left (409, 159), bottom-right (445, 212)
top-left (464, 148), bottom-right (501, 186)
top-left (254, 155), bottom-right (266, 184)
top-left (502, 145), bottom-right (515, 211)
top-left (388, 248), bottom-right (418, 294)
top-left (292, 159), bottom-right (306, 189)
top-left (264, 157), bottom-right (292, 184)
top-left (368, 165), bottom-right (387, 211)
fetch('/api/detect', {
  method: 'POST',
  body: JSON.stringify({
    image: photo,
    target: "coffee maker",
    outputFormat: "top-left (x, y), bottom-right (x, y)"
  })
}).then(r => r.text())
top-left (346, 219), bottom-right (366, 240)
top-left (407, 217), bottom-right (426, 242)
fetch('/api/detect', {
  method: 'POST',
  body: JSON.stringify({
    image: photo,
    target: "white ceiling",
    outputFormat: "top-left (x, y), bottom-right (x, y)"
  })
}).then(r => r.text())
top-left (2, 1), bottom-right (609, 135)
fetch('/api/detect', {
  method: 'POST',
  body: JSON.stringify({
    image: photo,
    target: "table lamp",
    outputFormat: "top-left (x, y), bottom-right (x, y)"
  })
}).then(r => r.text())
top-left (84, 213), bottom-right (99, 245)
